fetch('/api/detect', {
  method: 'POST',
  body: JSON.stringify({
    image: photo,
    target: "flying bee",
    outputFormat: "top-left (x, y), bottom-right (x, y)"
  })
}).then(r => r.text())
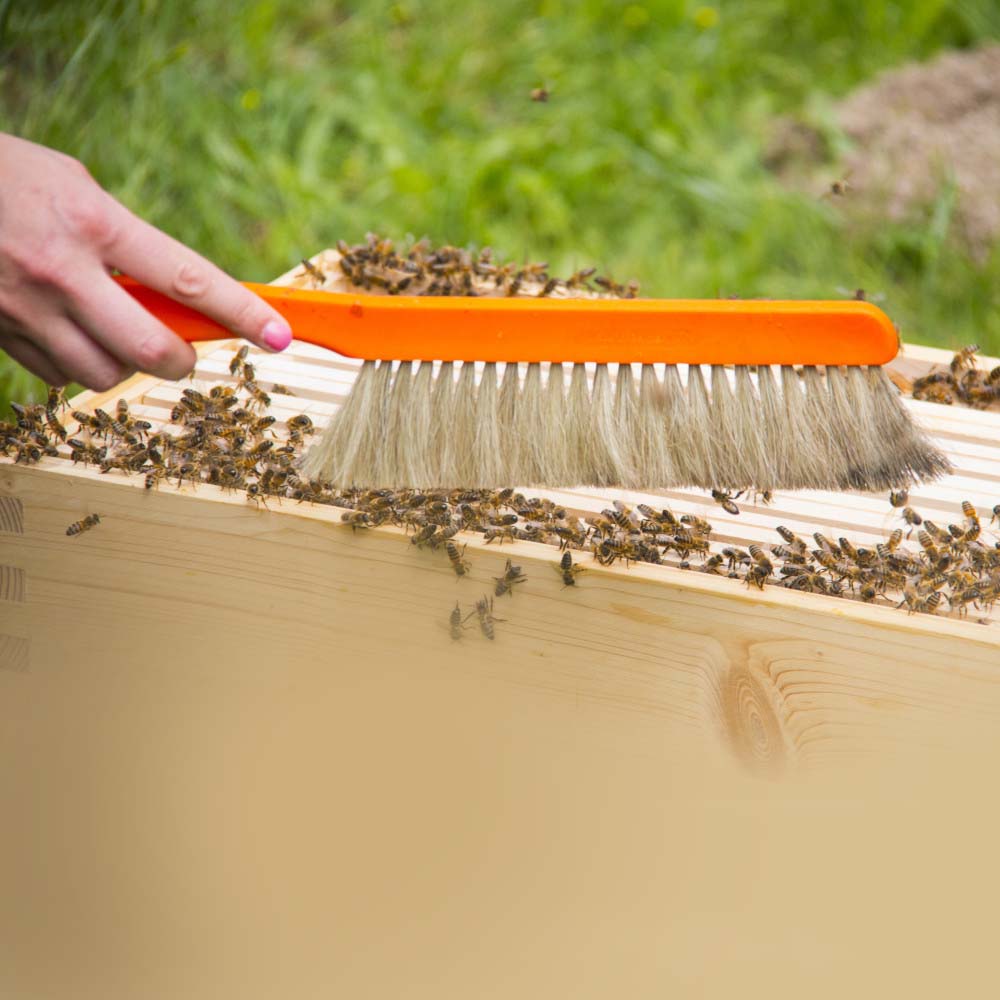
top-left (229, 345), bottom-right (250, 375)
top-left (494, 558), bottom-right (526, 597)
top-left (901, 506), bottom-right (922, 536)
top-left (711, 489), bottom-right (740, 515)
top-left (446, 541), bottom-right (470, 577)
top-left (822, 170), bottom-right (852, 198)
top-left (66, 513), bottom-right (101, 536)
top-left (45, 385), bottom-right (67, 413)
top-left (270, 383), bottom-right (294, 396)
top-left (530, 86), bottom-right (549, 102)
top-left (449, 601), bottom-right (465, 640)
top-left (889, 489), bottom-right (909, 508)
top-left (555, 550), bottom-right (584, 587)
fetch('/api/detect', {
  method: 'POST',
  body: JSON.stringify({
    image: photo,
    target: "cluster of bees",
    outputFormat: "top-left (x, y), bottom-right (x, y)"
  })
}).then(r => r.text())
top-left (911, 344), bottom-right (1000, 408)
top-left (0, 348), bottom-right (319, 516)
top-left (4, 346), bottom-right (999, 628)
top-left (300, 233), bottom-right (640, 299)
top-left (0, 386), bottom-right (70, 464)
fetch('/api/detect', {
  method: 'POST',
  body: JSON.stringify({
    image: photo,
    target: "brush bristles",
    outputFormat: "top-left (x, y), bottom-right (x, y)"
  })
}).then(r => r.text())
top-left (300, 361), bottom-right (952, 491)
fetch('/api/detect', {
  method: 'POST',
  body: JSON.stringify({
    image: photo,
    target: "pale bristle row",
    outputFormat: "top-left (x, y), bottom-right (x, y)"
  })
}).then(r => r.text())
top-left (300, 362), bottom-right (951, 490)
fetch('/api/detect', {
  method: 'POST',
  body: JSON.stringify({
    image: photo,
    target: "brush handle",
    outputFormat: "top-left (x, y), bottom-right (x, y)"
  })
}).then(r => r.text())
top-left (114, 275), bottom-right (899, 366)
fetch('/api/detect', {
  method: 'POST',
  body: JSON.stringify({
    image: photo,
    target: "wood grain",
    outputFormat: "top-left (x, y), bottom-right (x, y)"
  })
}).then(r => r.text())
top-left (1, 255), bottom-right (998, 1000)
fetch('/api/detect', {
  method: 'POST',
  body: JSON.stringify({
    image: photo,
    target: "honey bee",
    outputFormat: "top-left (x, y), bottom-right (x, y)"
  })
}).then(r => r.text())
top-left (822, 171), bottom-right (852, 198)
top-left (538, 277), bottom-right (560, 297)
top-left (446, 541), bottom-right (470, 577)
top-left (551, 523), bottom-right (586, 550)
top-left (299, 258), bottom-right (326, 285)
top-left (144, 468), bottom-right (166, 491)
top-left (67, 438), bottom-right (107, 466)
top-left (341, 510), bottom-right (371, 531)
top-left (711, 489), bottom-right (740, 515)
top-left (950, 345), bottom-right (980, 375)
top-left (992, 504), bottom-right (1000, 526)
top-left (555, 550), bottom-right (584, 587)
top-left (66, 513), bottom-right (101, 536)
top-left (43, 387), bottom-right (68, 440)
top-left (280, 414), bottom-right (316, 439)
top-left (720, 547), bottom-right (750, 572)
top-left (897, 585), bottom-right (943, 615)
top-left (70, 409), bottom-right (103, 434)
top-left (467, 594), bottom-right (504, 640)
top-left (889, 489), bottom-right (909, 508)
top-left (449, 601), bottom-right (465, 640)
top-left (566, 267), bottom-right (596, 290)
top-left (488, 513), bottom-right (518, 527)
top-left (249, 415), bottom-right (277, 436)
top-left (270, 383), bottom-right (294, 396)
top-left (680, 514), bottom-right (713, 537)
top-left (701, 554), bottom-right (725, 575)
top-left (229, 345), bottom-right (250, 375)
top-left (530, 87), bottom-right (549, 102)
top-left (494, 558), bottom-right (526, 597)
top-left (483, 526), bottom-right (517, 545)
top-left (744, 544), bottom-right (773, 589)
top-left (901, 506), bottom-right (922, 536)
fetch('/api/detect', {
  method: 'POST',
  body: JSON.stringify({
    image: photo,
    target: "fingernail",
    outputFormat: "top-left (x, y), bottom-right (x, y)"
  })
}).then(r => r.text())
top-left (262, 319), bottom-right (292, 352)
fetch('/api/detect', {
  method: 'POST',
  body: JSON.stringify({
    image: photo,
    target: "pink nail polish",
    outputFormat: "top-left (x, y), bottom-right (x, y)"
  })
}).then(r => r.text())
top-left (262, 319), bottom-right (292, 352)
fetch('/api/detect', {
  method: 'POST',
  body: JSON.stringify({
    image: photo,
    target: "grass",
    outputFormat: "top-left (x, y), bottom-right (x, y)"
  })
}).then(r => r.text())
top-left (2, 0), bottom-right (999, 409)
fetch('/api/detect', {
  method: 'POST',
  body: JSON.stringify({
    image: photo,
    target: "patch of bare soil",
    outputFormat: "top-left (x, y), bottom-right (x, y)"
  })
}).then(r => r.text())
top-left (770, 44), bottom-right (1000, 260)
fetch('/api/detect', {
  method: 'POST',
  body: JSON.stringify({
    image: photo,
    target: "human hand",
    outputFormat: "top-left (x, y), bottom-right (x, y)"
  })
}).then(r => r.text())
top-left (0, 133), bottom-right (292, 390)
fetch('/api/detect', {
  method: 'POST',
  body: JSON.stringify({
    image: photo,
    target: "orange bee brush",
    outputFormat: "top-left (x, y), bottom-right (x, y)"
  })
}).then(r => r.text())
top-left (115, 269), bottom-right (948, 491)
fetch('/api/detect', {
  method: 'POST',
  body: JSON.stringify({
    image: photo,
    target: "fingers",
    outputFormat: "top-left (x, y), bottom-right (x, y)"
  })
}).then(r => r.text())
top-left (106, 208), bottom-right (293, 352)
top-left (24, 313), bottom-right (131, 391)
top-left (0, 331), bottom-right (70, 386)
top-left (67, 269), bottom-right (196, 380)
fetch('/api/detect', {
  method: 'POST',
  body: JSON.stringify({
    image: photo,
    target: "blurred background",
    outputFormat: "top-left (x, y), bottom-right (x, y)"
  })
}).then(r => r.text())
top-left (1, 0), bottom-right (999, 407)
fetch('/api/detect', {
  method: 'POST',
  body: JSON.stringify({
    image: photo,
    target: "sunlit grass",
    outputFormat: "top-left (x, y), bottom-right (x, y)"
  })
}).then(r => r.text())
top-left (2, 0), bottom-right (999, 409)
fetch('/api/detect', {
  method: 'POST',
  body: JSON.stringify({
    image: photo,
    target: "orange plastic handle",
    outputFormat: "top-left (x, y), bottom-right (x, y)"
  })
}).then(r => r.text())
top-left (115, 275), bottom-right (899, 365)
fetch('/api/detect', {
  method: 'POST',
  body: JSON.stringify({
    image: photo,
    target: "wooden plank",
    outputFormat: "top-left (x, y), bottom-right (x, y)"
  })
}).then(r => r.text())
top-left (2, 253), bottom-right (1000, 998)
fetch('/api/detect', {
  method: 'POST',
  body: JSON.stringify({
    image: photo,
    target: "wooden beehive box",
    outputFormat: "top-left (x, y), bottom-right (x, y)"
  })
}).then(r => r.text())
top-left (2, 258), bottom-right (999, 998)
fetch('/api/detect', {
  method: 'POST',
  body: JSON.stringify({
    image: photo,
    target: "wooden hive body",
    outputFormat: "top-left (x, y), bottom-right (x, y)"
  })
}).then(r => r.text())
top-left (2, 256), bottom-right (999, 997)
